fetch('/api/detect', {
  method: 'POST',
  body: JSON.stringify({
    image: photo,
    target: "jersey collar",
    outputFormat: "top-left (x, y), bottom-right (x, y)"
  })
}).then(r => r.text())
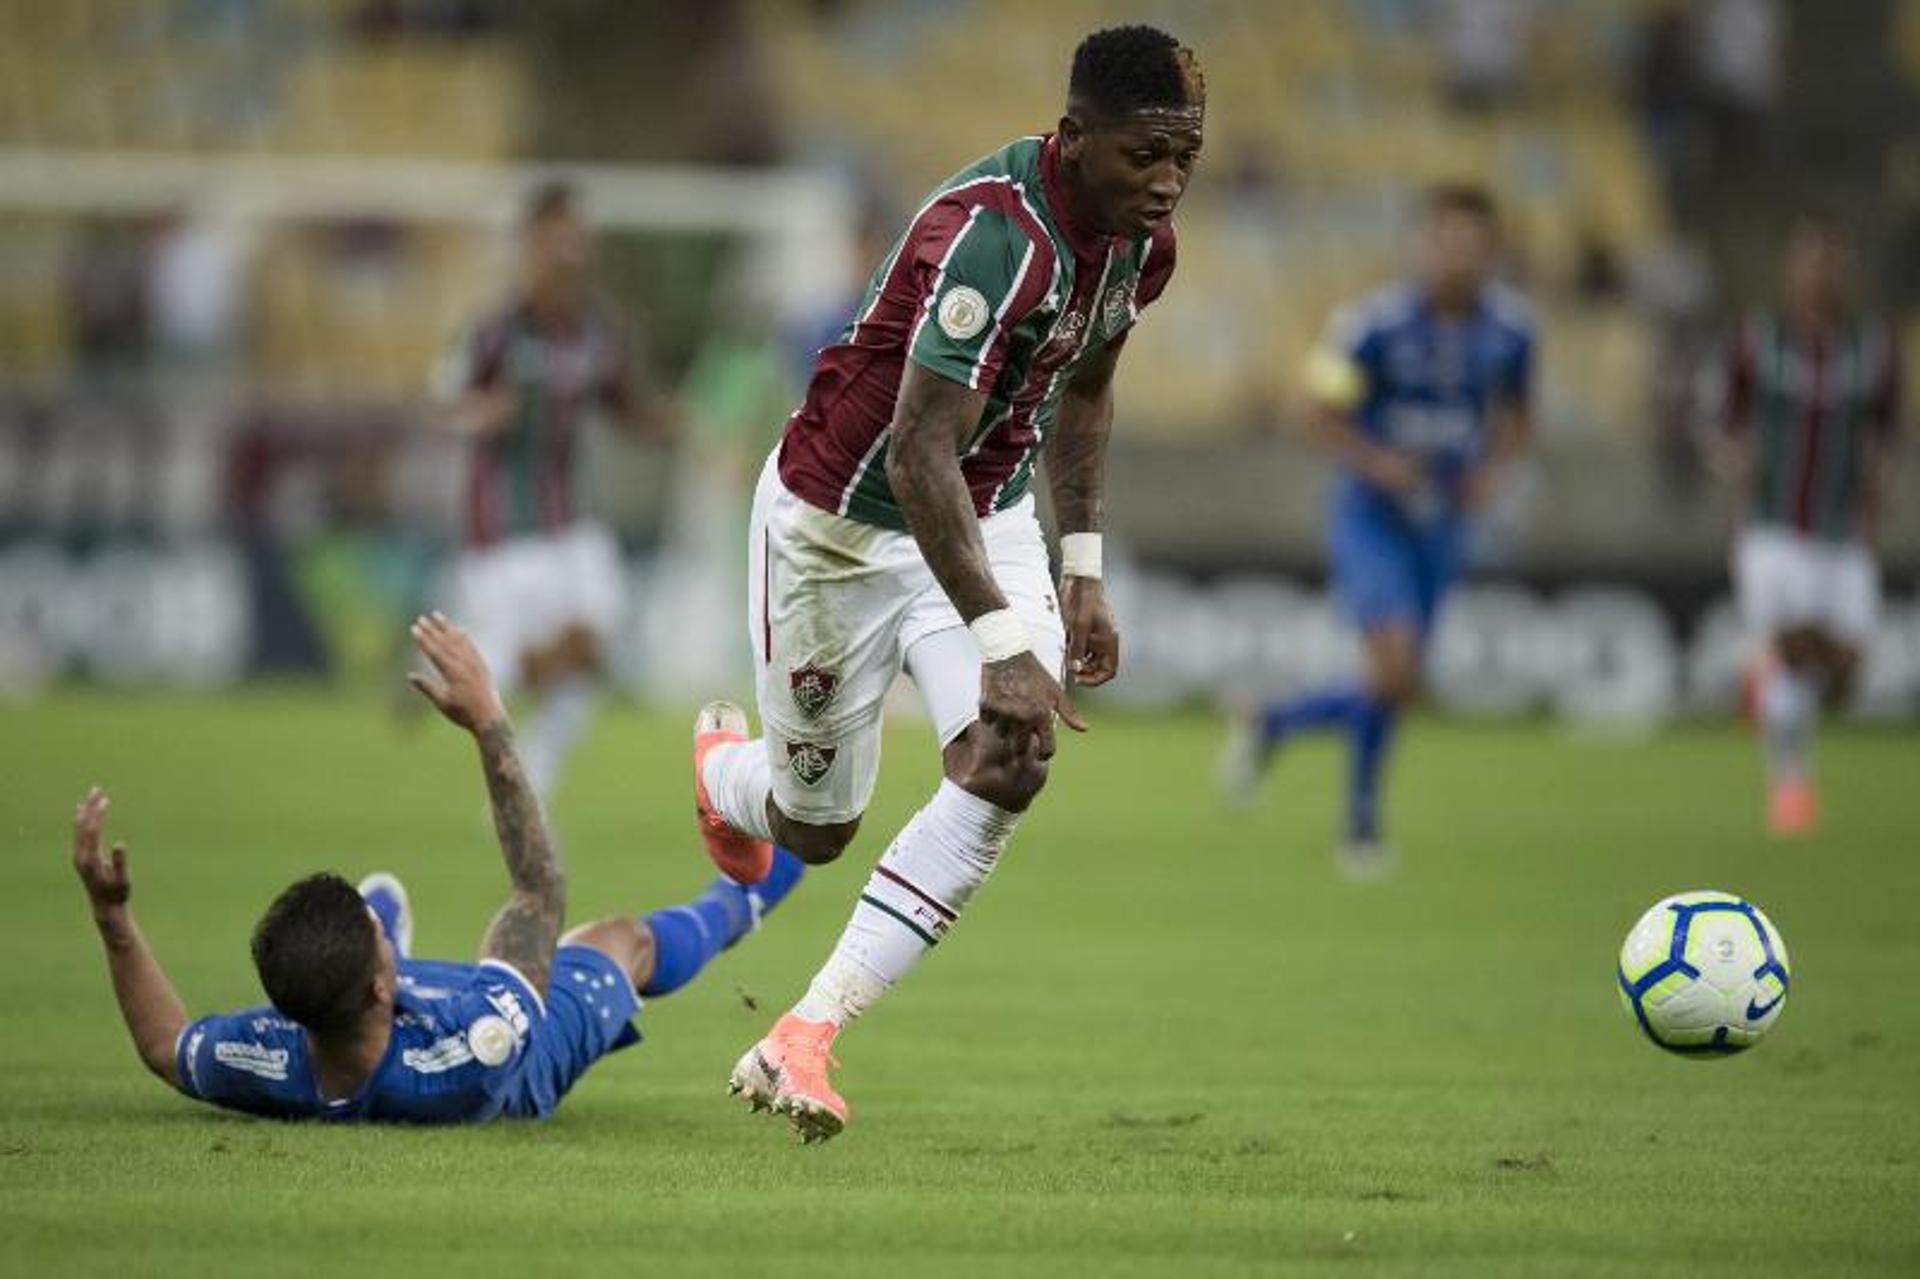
top-left (305, 1013), bottom-right (404, 1116)
top-left (1416, 281), bottom-right (1490, 325)
top-left (1039, 134), bottom-right (1119, 262)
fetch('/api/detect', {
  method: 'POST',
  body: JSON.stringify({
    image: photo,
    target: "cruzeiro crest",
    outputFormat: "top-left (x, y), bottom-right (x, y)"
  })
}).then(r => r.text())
top-left (789, 663), bottom-right (839, 721)
top-left (1100, 279), bottom-right (1137, 339)
top-left (786, 740), bottom-right (837, 787)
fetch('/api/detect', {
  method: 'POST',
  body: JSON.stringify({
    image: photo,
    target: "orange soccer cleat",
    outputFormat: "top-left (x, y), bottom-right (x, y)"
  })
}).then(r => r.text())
top-left (1767, 777), bottom-right (1819, 837)
top-left (728, 1013), bottom-right (849, 1143)
top-left (694, 701), bottom-right (773, 885)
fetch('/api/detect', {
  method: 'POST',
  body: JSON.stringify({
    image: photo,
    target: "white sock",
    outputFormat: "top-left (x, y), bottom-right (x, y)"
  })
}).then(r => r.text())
top-left (1761, 665), bottom-right (1819, 785)
top-left (791, 780), bottom-right (1020, 1027)
top-left (702, 738), bottom-right (775, 841)
top-left (523, 677), bottom-right (599, 801)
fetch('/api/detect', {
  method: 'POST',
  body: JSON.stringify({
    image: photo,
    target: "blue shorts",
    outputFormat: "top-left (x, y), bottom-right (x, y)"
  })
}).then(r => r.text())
top-left (1328, 489), bottom-right (1465, 639)
top-left (504, 944), bottom-right (643, 1118)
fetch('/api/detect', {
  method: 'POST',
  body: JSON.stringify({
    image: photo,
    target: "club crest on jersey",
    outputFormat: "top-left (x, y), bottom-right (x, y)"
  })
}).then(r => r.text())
top-left (787, 740), bottom-right (837, 787)
top-left (1037, 308), bottom-right (1087, 363)
top-left (789, 663), bottom-right (839, 720)
top-left (1100, 281), bottom-right (1136, 339)
top-left (937, 286), bottom-right (990, 341)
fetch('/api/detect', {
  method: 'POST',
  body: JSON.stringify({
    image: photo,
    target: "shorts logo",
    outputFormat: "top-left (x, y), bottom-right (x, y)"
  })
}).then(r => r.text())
top-left (788, 663), bottom-right (839, 721)
top-left (937, 286), bottom-right (990, 341)
top-left (787, 740), bottom-right (837, 787)
top-left (1100, 281), bottom-right (1136, 338)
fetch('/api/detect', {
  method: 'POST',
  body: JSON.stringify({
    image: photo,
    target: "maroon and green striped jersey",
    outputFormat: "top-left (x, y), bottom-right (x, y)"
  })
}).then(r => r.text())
top-left (437, 300), bottom-right (636, 547)
top-left (779, 133), bottom-right (1177, 531)
top-left (1721, 312), bottom-right (1903, 541)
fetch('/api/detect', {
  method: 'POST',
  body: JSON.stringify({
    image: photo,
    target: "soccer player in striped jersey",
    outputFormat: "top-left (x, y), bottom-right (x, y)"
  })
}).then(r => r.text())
top-left (1713, 213), bottom-right (1903, 835)
top-left (1219, 186), bottom-right (1535, 881)
top-left (432, 181), bottom-right (673, 803)
top-left (692, 25), bottom-right (1202, 1141)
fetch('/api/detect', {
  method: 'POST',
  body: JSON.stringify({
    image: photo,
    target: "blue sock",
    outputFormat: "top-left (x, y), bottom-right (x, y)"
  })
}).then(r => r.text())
top-left (1348, 698), bottom-right (1399, 842)
top-left (639, 847), bottom-right (805, 997)
top-left (1259, 682), bottom-right (1369, 749)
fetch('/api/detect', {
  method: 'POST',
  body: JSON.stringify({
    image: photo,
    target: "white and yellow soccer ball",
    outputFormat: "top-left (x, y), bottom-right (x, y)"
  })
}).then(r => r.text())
top-left (1617, 890), bottom-right (1790, 1056)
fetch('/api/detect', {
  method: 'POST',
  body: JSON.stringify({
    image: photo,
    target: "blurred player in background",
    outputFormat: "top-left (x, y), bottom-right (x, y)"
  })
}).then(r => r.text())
top-left (432, 181), bottom-right (674, 802)
top-left (72, 613), bottom-right (804, 1123)
top-left (693, 25), bottom-right (1202, 1141)
top-left (1220, 186), bottom-right (1534, 880)
top-left (1712, 213), bottom-right (1903, 836)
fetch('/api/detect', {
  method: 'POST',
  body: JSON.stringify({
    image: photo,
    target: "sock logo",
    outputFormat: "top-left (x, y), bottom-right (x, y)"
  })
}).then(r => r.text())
top-left (786, 740), bottom-right (837, 786)
top-left (788, 663), bottom-right (839, 721)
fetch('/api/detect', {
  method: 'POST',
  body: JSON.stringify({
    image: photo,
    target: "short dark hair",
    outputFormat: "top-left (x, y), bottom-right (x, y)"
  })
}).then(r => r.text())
top-left (1069, 25), bottom-right (1205, 120)
top-left (523, 178), bottom-right (578, 227)
top-left (251, 873), bottom-right (380, 1036)
top-left (1428, 182), bottom-right (1500, 226)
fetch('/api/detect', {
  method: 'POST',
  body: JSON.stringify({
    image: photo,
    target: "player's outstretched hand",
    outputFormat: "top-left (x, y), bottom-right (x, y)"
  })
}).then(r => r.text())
top-left (72, 786), bottom-right (131, 917)
top-left (980, 650), bottom-right (1087, 761)
top-left (408, 611), bottom-right (507, 735)
top-left (1061, 577), bottom-right (1120, 688)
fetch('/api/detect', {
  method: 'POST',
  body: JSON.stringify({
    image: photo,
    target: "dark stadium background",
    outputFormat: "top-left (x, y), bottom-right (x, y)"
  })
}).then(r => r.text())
top-left (1, 0), bottom-right (1914, 724)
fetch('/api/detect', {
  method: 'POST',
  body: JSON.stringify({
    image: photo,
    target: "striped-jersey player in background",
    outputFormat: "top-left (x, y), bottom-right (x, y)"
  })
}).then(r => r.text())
top-left (1713, 213), bottom-right (1903, 836)
top-left (691, 25), bottom-right (1203, 1141)
top-left (434, 181), bottom-right (674, 804)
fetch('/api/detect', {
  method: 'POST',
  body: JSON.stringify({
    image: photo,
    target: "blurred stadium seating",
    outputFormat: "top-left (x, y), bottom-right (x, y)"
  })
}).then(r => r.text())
top-left (0, 0), bottom-right (1914, 706)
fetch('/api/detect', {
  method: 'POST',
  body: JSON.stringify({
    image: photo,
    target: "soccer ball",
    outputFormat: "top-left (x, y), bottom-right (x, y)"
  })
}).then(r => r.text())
top-left (1616, 890), bottom-right (1790, 1056)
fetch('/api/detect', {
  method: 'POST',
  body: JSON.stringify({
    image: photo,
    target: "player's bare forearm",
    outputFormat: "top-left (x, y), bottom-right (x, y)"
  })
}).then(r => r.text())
top-left (93, 908), bottom-right (187, 1087)
top-left (1047, 347), bottom-right (1118, 535)
top-left (1310, 402), bottom-right (1420, 492)
top-left (70, 787), bottom-right (185, 1087)
top-left (886, 363), bottom-right (1007, 623)
top-left (444, 387), bottom-right (517, 437)
top-left (474, 721), bottom-right (566, 995)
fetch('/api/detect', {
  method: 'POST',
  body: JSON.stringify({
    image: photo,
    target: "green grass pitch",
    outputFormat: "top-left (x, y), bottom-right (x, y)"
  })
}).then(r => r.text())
top-left (1, 692), bottom-right (1916, 1276)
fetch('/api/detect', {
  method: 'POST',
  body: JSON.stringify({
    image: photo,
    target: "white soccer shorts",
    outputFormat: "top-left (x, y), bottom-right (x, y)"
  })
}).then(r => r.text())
top-left (452, 520), bottom-right (626, 693)
top-left (1734, 525), bottom-right (1879, 645)
top-left (747, 453), bottom-right (1067, 825)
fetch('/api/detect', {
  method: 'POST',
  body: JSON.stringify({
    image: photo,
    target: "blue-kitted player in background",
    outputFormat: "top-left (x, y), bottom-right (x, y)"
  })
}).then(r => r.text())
top-left (71, 612), bottom-right (805, 1123)
top-left (1220, 185), bottom-right (1535, 880)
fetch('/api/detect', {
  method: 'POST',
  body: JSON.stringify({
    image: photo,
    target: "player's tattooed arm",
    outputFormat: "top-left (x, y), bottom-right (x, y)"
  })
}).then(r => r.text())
top-left (886, 362), bottom-right (1010, 621)
top-left (887, 362), bottom-right (1086, 756)
top-left (1047, 342), bottom-right (1119, 536)
top-left (70, 787), bottom-right (189, 1088)
top-left (1048, 344), bottom-right (1122, 687)
top-left (471, 720), bottom-right (566, 996)
top-left (407, 612), bottom-right (566, 995)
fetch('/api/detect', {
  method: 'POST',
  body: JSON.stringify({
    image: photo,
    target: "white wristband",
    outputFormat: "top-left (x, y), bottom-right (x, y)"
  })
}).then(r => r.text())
top-left (1059, 532), bottom-right (1103, 580)
top-left (969, 608), bottom-right (1030, 664)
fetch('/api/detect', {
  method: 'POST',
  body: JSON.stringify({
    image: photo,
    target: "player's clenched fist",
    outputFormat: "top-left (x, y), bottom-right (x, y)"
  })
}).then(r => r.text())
top-left (408, 612), bottom-right (508, 735)
top-left (1061, 577), bottom-right (1120, 688)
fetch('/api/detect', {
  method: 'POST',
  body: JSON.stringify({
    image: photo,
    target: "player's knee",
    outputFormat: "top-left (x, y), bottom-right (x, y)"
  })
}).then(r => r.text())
top-left (947, 738), bottom-right (1049, 812)
top-left (1373, 663), bottom-right (1421, 708)
top-left (1822, 648), bottom-right (1861, 709)
top-left (561, 918), bottom-right (651, 986)
top-left (771, 813), bottom-right (860, 865)
top-left (1775, 628), bottom-right (1822, 670)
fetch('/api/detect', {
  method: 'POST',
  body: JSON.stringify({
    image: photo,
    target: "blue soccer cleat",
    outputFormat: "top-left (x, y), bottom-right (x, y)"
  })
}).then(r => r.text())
top-left (358, 872), bottom-right (414, 958)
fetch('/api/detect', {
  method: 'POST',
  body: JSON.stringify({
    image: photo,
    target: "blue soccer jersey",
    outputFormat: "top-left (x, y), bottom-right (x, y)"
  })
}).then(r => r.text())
top-left (173, 947), bottom-right (640, 1123)
top-left (1310, 282), bottom-right (1534, 633)
top-left (1317, 281), bottom-right (1534, 520)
